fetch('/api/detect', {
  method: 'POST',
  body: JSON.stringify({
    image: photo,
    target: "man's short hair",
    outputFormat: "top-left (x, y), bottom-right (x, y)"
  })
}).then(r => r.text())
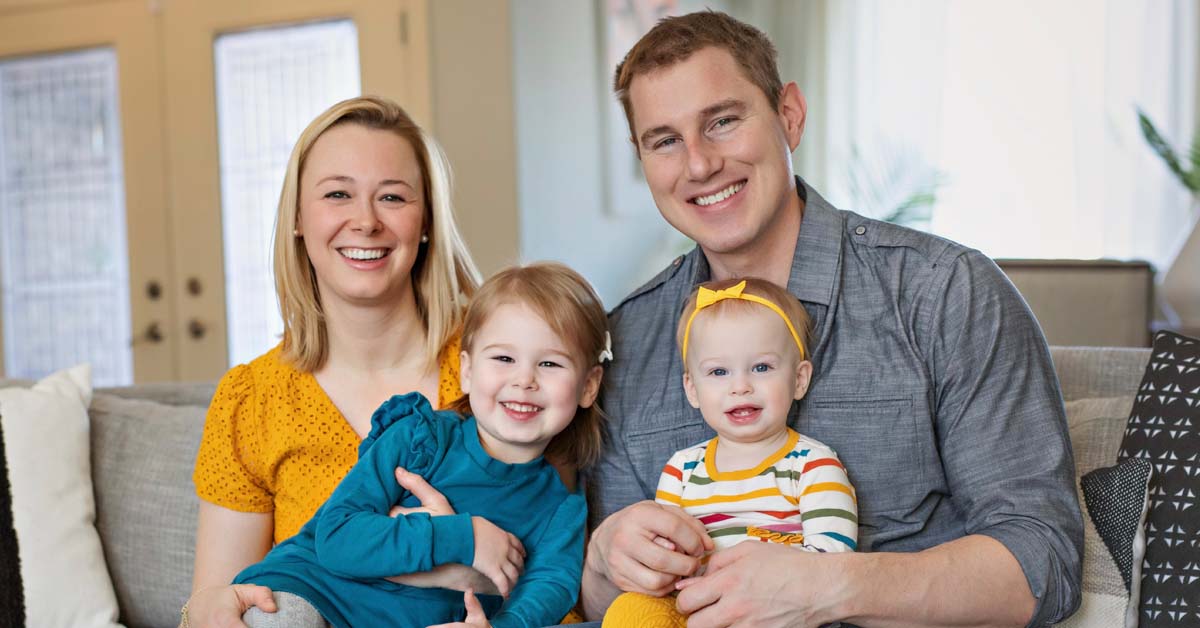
top-left (612, 10), bottom-right (783, 143)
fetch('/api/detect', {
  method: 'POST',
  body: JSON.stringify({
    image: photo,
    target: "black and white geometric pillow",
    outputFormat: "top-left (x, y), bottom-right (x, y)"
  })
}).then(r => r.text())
top-left (0, 415), bottom-right (23, 626)
top-left (1081, 457), bottom-right (1153, 627)
top-left (1118, 331), bottom-right (1200, 626)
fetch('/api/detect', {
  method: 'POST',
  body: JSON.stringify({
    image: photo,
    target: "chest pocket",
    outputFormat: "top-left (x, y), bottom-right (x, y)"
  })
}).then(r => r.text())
top-left (796, 393), bottom-right (942, 523)
top-left (624, 410), bottom-right (712, 498)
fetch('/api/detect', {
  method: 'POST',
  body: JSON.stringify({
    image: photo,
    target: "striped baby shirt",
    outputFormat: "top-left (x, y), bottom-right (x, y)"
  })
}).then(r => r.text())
top-left (655, 428), bottom-right (858, 556)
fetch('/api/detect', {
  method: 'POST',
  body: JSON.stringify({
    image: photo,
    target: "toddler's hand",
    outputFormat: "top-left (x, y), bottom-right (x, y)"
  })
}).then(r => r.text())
top-left (470, 516), bottom-right (525, 598)
top-left (425, 589), bottom-right (492, 628)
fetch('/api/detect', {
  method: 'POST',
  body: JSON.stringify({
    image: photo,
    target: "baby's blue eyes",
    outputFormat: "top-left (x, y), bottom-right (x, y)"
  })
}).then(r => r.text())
top-left (707, 364), bottom-right (772, 376)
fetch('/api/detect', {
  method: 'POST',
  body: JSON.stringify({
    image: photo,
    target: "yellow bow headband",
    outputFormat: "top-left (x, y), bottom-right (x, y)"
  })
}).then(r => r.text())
top-left (680, 280), bottom-right (807, 363)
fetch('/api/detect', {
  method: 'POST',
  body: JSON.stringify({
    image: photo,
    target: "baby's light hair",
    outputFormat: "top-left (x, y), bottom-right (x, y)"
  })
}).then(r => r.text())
top-left (676, 277), bottom-right (812, 373)
top-left (447, 262), bottom-right (608, 468)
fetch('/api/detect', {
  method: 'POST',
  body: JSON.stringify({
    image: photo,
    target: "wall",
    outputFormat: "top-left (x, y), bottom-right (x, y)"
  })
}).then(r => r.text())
top-left (512, 0), bottom-right (688, 307)
top-left (429, 0), bottom-right (520, 277)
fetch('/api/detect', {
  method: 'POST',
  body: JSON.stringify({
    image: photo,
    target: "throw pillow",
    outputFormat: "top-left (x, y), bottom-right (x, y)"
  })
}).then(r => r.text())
top-left (89, 392), bottom-right (207, 628)
top-left (1118, 331), bottom-right (1200, 627)
top-left (1054, 458), bottom-right (1153, 628)
top-left (0, 365), bottom-right (121, 627)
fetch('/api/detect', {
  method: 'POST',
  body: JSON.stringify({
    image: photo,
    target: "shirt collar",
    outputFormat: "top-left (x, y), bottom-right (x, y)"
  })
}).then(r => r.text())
top-left (685, 176), bottom-right (843, 307)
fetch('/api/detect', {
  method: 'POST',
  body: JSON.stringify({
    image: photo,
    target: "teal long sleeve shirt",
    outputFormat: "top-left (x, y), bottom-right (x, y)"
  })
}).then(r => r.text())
top-left (234, 392), bottom-right (586, 628)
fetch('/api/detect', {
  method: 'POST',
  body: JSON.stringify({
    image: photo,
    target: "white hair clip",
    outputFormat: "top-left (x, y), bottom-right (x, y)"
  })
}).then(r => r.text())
top-left (598, 331), bottom-right (614, 364)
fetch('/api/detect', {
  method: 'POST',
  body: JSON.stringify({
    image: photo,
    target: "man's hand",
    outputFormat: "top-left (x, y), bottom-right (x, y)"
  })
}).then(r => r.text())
top-left (676, 542), bottom-right (845, 628)
top-left (471, 517), bottom-right (526, 598)
top-left (181, 584), bottom-right (277, 628)
top-left (426, 589), bottom-right (492, 628)
top-left (587, 500), bottom-right (713, 597)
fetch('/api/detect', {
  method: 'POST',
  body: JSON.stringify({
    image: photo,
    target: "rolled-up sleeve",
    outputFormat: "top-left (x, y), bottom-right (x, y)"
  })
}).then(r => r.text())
top-left (924, 250), bottom-right (1083, 625)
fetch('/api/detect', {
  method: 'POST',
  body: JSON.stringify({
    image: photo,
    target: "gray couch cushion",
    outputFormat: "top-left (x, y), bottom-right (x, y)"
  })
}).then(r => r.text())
top-left (1067, 397), bottom-right (1134, 476)
top-left (89, 392), bottom-right (205, 628)
top-left (96, 382), bottom-right (216, 409)
top-left (1051, 347), bottom-right (1150, 402)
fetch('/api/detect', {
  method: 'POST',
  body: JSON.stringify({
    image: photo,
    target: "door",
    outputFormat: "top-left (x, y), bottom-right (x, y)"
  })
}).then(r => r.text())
top-left (0, 0), bottom-right (173, 385)
top-left (0, 0), bottom-right (430, 384)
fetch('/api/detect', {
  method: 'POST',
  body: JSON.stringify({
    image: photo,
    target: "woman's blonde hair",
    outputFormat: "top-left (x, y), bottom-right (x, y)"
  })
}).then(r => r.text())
top-left (273, 96), bottom-right (480, 372)
top-left (447, 262), bottom-right (609, 468)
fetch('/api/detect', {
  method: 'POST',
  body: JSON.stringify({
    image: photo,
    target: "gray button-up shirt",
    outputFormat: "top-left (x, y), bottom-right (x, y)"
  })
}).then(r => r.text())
top-left (591, 180), bottom-right (1083, 626)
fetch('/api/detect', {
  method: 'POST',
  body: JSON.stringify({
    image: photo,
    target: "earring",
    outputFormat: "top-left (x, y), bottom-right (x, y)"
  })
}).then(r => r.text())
top-left (293, 229), bottom-right (301, 237)
top-left (420, 234), bottom-right (429, 243)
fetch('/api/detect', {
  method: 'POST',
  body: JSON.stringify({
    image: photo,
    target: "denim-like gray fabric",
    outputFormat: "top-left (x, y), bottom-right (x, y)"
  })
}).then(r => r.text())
top-left (591, 180), bottom-right (1083, 626)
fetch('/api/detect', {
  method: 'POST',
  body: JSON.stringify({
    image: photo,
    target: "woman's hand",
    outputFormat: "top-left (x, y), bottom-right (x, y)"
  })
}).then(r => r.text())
top-left (471, 517), bottom-right (526, 598)
top-left (426, 589), bottom-right (492, 628)
top-left (181, 584), bottom-right (276, 628)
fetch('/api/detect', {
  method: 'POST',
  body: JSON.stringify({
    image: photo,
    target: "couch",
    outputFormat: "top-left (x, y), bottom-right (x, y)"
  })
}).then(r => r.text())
top-left (0, 346), bottom-right (1154, 627)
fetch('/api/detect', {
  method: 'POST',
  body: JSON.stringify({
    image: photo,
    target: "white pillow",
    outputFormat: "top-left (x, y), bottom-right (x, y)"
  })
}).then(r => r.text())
top-left (0, 365), bottom-right (122, 627)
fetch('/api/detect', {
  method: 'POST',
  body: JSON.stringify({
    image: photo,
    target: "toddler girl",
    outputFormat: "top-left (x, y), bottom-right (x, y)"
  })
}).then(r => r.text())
top-left (234, 262), bottom-right (610, 628)
top-left (603, 277), bottom-right (857, 627)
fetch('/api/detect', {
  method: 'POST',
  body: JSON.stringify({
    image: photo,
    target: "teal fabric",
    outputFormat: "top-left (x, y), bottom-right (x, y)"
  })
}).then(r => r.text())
top-left (234, 393), bottom-right (586, 628)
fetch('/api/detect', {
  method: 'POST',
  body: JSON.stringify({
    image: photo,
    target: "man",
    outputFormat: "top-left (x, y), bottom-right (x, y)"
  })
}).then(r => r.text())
top-left (584, 11), bottom-right (1082, 628)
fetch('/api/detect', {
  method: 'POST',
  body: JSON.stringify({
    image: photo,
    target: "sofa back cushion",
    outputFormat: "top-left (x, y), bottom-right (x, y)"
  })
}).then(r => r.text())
top-left (90, 392), bottom-right (206, 628)
top-left (1051, 346), bottom-right (1151, 402)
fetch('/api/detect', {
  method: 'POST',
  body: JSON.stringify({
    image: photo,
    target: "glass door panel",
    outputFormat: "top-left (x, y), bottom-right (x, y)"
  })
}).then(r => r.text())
top-left (0, 48), bottom-right (132, 386)
top-left (215, 19), bottom-right (361, 367)
top-left (0, 0), bottom-right (173, 383)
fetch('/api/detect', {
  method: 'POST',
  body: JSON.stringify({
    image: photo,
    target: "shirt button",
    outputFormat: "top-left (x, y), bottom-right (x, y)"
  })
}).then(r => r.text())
top-left (854, 225), bottom-right (867, 236)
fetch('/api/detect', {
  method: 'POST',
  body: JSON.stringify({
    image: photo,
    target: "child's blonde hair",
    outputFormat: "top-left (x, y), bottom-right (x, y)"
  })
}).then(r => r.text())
top-left (447, 262), bottom-right (608, 468)
top-left (676, 277), bottom-right (812, 372)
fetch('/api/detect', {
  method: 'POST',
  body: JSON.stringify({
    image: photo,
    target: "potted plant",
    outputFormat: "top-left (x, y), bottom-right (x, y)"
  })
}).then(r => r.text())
top-left (1138, 109), bottom-right (1200, 331)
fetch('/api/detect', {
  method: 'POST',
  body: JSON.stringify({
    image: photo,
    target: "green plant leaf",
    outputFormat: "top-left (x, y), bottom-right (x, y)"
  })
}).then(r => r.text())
top-left (1138, 108), bottom-right (1192, 190)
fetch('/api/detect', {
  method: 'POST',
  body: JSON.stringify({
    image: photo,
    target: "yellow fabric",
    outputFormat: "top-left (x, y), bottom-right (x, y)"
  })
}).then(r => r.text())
top-left (193, 339), bottom-right (463, 544)
top-left (681, 279), bottom-right (807, 362)
top-left (602, 592), bottom-right (686, 628)
top-left (559, 609), bottom-right (585, 624)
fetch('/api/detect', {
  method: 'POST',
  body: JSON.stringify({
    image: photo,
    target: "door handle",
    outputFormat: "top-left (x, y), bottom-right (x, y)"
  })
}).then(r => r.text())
top-left (131, 322), bottom-right (164, 345)
top-left (187, 319), bottom-right (207, 340)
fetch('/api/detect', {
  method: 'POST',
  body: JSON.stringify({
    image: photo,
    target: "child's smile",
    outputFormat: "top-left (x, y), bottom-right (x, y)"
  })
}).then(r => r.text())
top-left (459, 302), bottom-right (601, 463)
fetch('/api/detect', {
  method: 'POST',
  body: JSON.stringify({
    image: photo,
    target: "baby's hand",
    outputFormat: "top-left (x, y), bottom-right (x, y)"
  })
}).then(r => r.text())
top-left (426, 589), bottom-right (492, 628)
top-left (470, 516), bottom-right (525, 597)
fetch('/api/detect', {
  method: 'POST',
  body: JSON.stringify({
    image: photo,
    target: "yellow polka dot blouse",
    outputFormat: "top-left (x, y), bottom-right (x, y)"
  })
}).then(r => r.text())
top-left (193, 338), bottom-right (463, 544)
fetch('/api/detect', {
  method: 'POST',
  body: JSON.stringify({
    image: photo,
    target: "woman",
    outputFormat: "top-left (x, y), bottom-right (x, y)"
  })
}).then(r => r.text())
top-left (184, 96), bottom-right (482, 626)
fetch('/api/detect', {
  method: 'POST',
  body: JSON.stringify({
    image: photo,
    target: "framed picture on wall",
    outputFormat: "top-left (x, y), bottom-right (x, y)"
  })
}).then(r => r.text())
top-left (598, 0), bottom-right (679, 217)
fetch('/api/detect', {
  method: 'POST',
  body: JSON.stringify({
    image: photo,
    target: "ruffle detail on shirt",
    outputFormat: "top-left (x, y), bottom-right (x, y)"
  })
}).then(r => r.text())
top-left (358, 391), bottom-right (437, 469)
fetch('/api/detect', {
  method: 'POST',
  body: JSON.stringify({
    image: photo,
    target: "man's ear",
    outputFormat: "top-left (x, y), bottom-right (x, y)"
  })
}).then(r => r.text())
top-left (793, 359), bottom-right (813, 400)
top-left (579, 365), bottom-right (604, 408)
top-left (682, 371), bottom-right (701, 409)
top-left (778, 82), bottom-right (807, 152)
top-left (458, 350), bottom-right (472, 396)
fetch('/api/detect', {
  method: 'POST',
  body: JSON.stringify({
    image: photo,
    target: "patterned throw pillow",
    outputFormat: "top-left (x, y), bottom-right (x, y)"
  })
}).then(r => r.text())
top-left (1118, 331), bottom-right (1200, 627)
top-left (1054, 457), bottom-right (1153, 628)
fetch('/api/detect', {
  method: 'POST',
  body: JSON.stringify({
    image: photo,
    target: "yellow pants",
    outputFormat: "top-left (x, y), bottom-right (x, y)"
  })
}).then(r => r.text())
top-left (601, 592), bottom-right (687, 628)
